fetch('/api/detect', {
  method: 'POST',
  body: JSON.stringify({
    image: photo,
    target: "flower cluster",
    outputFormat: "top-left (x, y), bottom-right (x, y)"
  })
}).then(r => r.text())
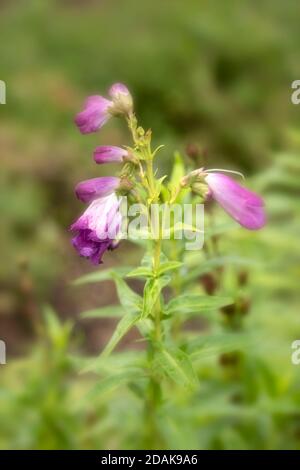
top-left (70, 83), bottom-right (133, 264)
top-left (71, 83), bottom-right (265, 264)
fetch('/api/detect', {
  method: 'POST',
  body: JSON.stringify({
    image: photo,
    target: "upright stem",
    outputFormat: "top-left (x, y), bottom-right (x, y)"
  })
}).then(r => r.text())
top-left (145, 142), bottom-right (163, 448)
top-left (127, 114), bottom-right (163, 448)
top-left (153, 238), bottom-right (162, 342)
top-left (146, 159), bottom-right (156, 199)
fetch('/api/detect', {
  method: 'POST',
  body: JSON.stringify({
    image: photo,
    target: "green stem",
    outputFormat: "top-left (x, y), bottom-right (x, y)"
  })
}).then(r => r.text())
top-left (153, 238), bottom-right (162, 342)
top-left (144, 236), bottom-right (162, 448)
top-left (145, 142), bottom-right (163, 448)
top-left (127, 114), bottom-right (163, 448)
top-left (146, 159), bottom-right (156, 200)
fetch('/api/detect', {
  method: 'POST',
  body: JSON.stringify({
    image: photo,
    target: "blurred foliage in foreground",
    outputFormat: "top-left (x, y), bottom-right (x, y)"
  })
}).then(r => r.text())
top-left (0, 0), bottom-right (300, 449)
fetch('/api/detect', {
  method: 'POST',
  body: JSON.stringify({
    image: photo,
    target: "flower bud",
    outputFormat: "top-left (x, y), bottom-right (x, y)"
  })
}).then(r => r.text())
top-left (180, 168), bottom-right (205, 187)
top-left (181, 169), bottom-right (209, 198)
top-left (122, 151), bottom-right (139, 165)
top-left (191, 182), bottom-right (210, 199)
top-left (118, 177), bottom-right (134, 194)
top-left (108, 83), bottom-right (133, 116)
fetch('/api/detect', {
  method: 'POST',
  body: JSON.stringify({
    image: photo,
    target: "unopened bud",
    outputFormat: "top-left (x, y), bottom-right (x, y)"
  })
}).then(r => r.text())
top-left (191, 182), bottom-right (210, 199)
top-left (109, 83), bottom-right (133, 116)
top-left (123, 151), bottom-right (139, 165)
top-left (181, 168), bottom-right (210, 199)
top-left (118, 177), bottom-right (134, 194)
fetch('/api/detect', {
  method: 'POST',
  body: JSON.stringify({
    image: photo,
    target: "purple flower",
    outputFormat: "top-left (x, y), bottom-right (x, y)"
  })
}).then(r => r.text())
top-left (204, 173), bottom-right (266, 230)
top-left (70, 193), bottom-right (122, 264)
top-left (75, 95), bottom-right (113, 134)
top-left (94, 146), bottom-right (128, 164)
top-left (75, 83), bottom-right (133, 134)
top-left (75, 176), bottom-right (120, 203)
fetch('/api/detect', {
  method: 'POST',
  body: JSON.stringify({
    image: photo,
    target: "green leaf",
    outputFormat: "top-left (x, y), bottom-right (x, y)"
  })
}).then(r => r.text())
top-left (101, 311), bottom-right (140, 358)
top-left (164, 222), bottom-right (204, 238)
top-left (87, 369), bottom-right (145, 396)
top-left (80, 305), bottom-right (125, 319)
top-left (77, 350), bottom-right (147, 374)
top-left (126, 266), bottom-right (153, 279)
top-left (155, 175), bottom-right (168, 197)
top-left (141, 251), bottom-right (153, 267)
top-left (140, 251), bottom-right (168, 269)
top-left (142, 276), bottom-right (170, 319)
top-left (154, 346), bottom-right (197, 387)
top-left (110, 273), bottom-right (142, 313)
top-left (184, 256), bottom-right (258, 284)
top-left (157, 261), bottom-right (183, 276)
top-left (43, 305), bottom-right (73, 349)
top-left (43, 305), bottom-right (62, 335)
top-left (165, 294), bottom-right (233, 316)
top-left (169, 152), bottom-right (185, 188)
top-left (72, 267), bottom-right (132, 286)
top-left (187, 332), bottom-right (254, 359)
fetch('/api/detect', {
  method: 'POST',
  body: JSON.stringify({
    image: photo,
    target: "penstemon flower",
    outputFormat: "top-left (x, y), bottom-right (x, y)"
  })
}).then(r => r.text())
top-left (75, 83), bottom-right (133, 134)
top-left (71, 176), bottom-right (122, 264)
top-left (70, 193), bottom-right (121, 265)
top-left (181, 168), bottom-right (266, 230)
top-left (75, 95), bottom-right (113, 134)
top-left (75, 176), bottom-right (120, 203)
top-left (204, 172), bottom-right (266, 230)
top-left (93, 146), bottom-right (128, 164)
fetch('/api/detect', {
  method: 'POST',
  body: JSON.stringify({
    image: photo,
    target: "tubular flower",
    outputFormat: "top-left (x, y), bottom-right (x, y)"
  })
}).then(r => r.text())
top-left (75, 176), bottom-right (120, 203)
top-left (75, 95), bottom-right (113, 134)
top-left (93, 146), bottom-right (128, 164)
top-left (70, 193), bottom-right (122, 265)
top-left (75, 83), bottom-right (132, 134)
top-left (204, 172), bottom-right (266, 230)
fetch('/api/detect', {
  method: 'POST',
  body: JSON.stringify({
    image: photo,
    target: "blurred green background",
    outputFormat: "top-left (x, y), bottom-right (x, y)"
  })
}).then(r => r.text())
top-left (0, 0), bottom-right (300, 449)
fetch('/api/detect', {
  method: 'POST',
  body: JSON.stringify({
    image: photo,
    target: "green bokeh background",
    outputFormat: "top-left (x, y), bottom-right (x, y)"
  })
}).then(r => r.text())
top-left (0, 0), bottom-right (300, 449)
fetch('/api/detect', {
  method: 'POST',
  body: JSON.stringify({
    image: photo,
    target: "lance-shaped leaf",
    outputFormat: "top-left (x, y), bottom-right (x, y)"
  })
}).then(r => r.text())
top-left (72, 266), bottom-right (132, 286)
top-left (165, 294), bottom-right (233, 316)
top-left (168, 152), bottom-right (186, 204)
top-left (110, 272), bottom-right (142, 313)
top-left (80, 305), bottom-right (125, 319)
top-left (154, 345), bottom-right (197, 388)
top-left (142, 276), bottom-right (170, 319)
top-left (77, 350), bottom-right (147, 374)
top-left (186, 332), bottom-right (255, 360)
top-left (163, 222), bottom-right (204, 239)
top-left (101, 311), bottom-right (141, 358)
top-left (157, 261), bottom-right (183, 276)
top-left (184, 256), bottom-right (258, 284)
top-left (87, 369), bottom-right (146, 396)
top-left (126, 266), bottom-right (153, 279)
